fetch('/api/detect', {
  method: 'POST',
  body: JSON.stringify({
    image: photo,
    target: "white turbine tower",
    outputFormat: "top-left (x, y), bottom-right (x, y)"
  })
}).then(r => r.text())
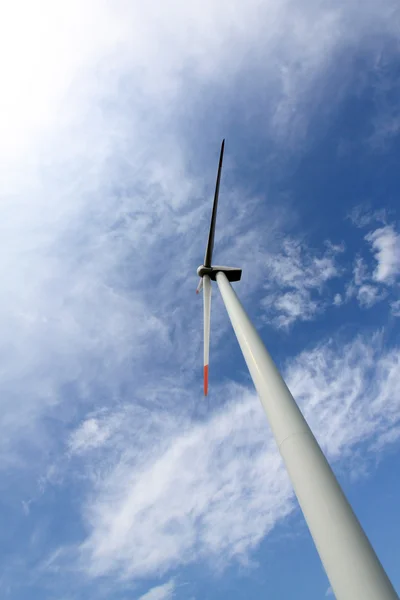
top-left (196, 140), bottom-right (398, 600)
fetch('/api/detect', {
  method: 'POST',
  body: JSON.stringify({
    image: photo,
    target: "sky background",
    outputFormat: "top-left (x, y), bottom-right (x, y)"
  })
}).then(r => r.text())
top-left (1, 1), bottom-right (400, 598)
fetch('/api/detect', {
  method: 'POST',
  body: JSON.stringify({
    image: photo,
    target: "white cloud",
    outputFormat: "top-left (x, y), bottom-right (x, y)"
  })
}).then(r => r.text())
top-left (71, 331), bottom-right (400, 582)
top-left (391, 300), bottom-right (400, 317)
top-left (78, 388), bottom-right (293, 579)
top-left (347, 206), bottom-right (389, 229)
top-left (333, 293), bottom-right (343, 306)
top-left (353, 256), bottom-right (368, 286)
top-left (138, 579), bottom-right (176, 600)
top-left (370, 426), bottom-right (400, 452)
top-left (286, 333), bottom-right (400, 459)
top-left (261, 238), bottom-right (340, 327)
top-left (68, 418), bottom-right (112, 454)
top-left (343, 226), bottom-right (399, 311)
top-left (356, 284), bottom-right (385, 308)
top-left (367, 50), bottom-right (400, 150)
top-left (365, 225), bottom-right (400, 283)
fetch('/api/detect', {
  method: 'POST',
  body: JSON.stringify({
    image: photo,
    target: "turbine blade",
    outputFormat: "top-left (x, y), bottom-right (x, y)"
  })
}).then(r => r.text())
top-left (204, 139), bottom-right (225, 268)
top-left (203, 275), bottom-right (211, 395)
top-left (196, 277), bottom-right (203, 294)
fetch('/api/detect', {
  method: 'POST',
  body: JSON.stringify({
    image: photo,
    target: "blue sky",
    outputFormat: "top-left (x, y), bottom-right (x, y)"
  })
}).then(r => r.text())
top-left (0, 1), bottom-right (400, 598)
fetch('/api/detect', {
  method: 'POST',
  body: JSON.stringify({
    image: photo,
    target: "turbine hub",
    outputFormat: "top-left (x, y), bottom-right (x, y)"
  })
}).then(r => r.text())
top-left (197, 265), bottom-right (213, 278)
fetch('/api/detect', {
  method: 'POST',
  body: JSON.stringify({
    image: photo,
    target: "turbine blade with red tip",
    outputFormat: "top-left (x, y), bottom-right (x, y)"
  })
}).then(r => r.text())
top-left (196, 277), bottom-right (203, 295)
top-left (203, 275), bottom-right (211, 395)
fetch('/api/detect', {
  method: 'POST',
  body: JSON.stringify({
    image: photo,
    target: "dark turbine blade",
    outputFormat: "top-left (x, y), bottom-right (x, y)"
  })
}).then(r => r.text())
top-left (204, 139), bottom-right (225, 268)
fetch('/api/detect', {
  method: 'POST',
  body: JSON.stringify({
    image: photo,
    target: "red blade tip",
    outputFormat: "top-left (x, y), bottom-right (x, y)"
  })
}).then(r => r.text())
top-left (204, 364), bottom-right (209, 396)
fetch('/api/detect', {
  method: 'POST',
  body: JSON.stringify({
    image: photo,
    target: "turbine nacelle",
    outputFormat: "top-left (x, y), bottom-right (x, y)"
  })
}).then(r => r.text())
top-left (197, 265), bottom-right (242, 282)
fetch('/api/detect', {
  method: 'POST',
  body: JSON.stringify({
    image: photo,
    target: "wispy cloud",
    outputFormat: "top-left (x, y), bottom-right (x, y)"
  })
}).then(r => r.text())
top-left (391, 300), bottom-right (400, 317)
top-left (62, 330), bottom-right (400, 586)
top-left (68, 418), bottom-right (113, 455)
top-left (77, 387), bottom-right (293, 579)
top-left (347, 206), bottom-right (389, 229)
top-left (356, 283), bottom-right (386, 308)
top-left (261, 238), bottom-right (341, 328)
top-left (138, 579), bottom-right (176, 600)
top-left (365, 225), bottom-right (400, 283)
top-left (342, 222), bottom-right (399, 311)
top-left (286, 333), bottom-right (400, 460)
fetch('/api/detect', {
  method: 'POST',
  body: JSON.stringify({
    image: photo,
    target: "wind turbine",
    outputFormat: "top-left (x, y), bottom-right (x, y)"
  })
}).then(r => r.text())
top-left (196, 140), bottom-right (398, 600)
